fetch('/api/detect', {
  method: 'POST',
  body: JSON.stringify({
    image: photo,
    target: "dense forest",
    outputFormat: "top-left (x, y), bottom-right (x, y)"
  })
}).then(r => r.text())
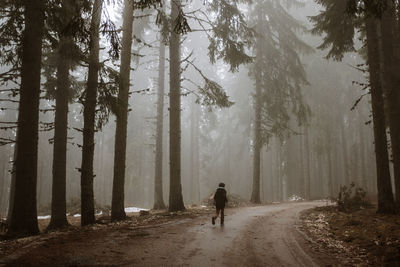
top-left (0, 0), bottom-right (399, 242)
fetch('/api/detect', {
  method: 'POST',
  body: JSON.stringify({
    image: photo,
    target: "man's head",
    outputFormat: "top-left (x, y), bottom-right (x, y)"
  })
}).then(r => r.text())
top-left (219, 182), bottom-right (225, 188)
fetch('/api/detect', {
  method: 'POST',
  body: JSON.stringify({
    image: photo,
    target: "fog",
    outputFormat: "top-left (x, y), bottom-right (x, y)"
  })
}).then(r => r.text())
top-left (0, 0), bottom-right (380, 218)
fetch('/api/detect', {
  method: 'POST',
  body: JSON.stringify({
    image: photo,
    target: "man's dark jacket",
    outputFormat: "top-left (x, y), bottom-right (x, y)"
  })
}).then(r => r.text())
top-left (214, 187), bottom-right (228, 209)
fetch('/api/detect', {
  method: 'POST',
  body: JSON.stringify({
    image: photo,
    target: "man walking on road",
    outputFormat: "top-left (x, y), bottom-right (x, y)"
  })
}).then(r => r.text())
top-left (212, 182), bottom-right (228, 225)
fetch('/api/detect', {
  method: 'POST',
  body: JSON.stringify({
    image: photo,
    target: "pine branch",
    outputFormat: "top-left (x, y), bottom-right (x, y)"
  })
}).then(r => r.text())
top-left (0, 137), bottom-right (15, 146)
top-left (0, 98), bottom-right (18, 103)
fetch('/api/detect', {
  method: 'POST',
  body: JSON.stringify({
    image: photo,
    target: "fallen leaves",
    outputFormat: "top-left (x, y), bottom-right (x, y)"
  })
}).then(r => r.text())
top-left (301, 206), bottom-right (400, 266)
top-left (0, 206), bottom-right (214, 263)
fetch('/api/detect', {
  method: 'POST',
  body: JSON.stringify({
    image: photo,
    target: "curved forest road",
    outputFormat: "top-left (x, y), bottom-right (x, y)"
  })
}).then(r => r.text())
top-left (4, 202), bottom-right (336, 267)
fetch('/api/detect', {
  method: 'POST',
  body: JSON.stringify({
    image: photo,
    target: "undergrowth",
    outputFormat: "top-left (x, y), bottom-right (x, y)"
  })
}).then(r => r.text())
top-left (337, 182), bottom-right (371, 213)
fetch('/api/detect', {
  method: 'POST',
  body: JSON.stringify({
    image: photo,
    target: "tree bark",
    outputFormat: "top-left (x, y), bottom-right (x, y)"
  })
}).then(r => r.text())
top-left (304, 126), bottom-right (311, 200)
top-left (153, 35), bottom-right (166, 210)
top-left (224, 111), bottom-right (231, 188)
top-left (168, 0), bottom-right (185, 212)
top-left (0, 161), bottom-right (7, 217)
top-left (277, 144), bottom-right (283, 201)
top-left (380, 3), bottom-right (400, 209)
top-left (8, 0), bottom-right (45, 236)
top-left (48, 0), bottom-right (75, 230)
top-left (80, 0), bottom-right (102, 226)
top-left (332, 138), bottom-right (339, 195)
top-left (358, 111), bottom-right (368, 190)
top-left (251, 6), bottom-right (263, 204)
top-left (6, 144), bottom-right (17, 225)
top-left (366, 17), bottom-right (396, 214)
top-left (299, 134), bottom-right (305, 198)
top-left (326, 130), bottom-right (334, 197)
top-left (251, 83), bottom-right (262, 203)
top-left (111, 0), bottom-right (134, 221)
top-left (317, 156), bottom-right (324, 198)
top-left (340, 120), bottom-right (350, 186)
top-left (190, 97), bottom-right (200, 204)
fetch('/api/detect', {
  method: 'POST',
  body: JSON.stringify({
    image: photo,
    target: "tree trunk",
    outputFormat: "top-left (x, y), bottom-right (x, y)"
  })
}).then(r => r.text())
top-left (251, 6), bottom-right (263, 204)
top-left (6, 144), bottom-right (17, 225)
top-left (153, 35), bottom-right (166, 210)
top-left (190, 97), bottom-right (200, 204)
top-left (317, 156), bottom-right (324, 198)
top-left (168, 0), bottom-right (185, 212)
top-left (8, 0), bottom-right (45, 236)
top-left (366, 17), bottom-right (396, 214)
top-left (304, 126), bottom-right (311, 200)
top-left (277, 144), bottom-right (283, 201)
top-left (0, 160), bottom-right (7, 217)
top-left (380, 3), bottom-right (400, 209)
top-left (48, 0), bottom-right (75, 230)
top-left (111, 0), bottom-right (134, 221)
top-left (251, 86), bottom-right (262, 203)
top-left (299, 134), bottom-right (305, 198)
top-left (332, 139), bottom-right (339, 195)
top-left (326, 130), bottom-right (334, 197)
top-left (80, 0), bottom-right (102, 226)
top-left (340, 120), bottom-right (350, 186)
top-left (358, 112), bottom-right (368, 190)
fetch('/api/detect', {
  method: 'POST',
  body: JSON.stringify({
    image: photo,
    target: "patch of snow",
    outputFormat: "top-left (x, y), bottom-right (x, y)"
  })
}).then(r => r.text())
top-left (36, 209), bottom-right (145, 219)
top-left (124, 207), bottom-right (149, 213)
top-left (288, 195), bottom-right (304, 202)
top-left (38, 215), bottom-right (51, 220)
top-left (200, 205), bottom-right (207, 208)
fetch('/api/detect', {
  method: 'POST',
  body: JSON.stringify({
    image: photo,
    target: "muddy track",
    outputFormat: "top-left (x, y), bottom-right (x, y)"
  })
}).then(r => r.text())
top-left (2, 202), bottom-right (335, 267)
top-left (175, 202), bottom-right (334, 267)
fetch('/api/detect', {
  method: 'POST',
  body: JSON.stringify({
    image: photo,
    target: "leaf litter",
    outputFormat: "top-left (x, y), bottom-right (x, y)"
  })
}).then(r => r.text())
top-left (300, 206), bottom-right (400, 266)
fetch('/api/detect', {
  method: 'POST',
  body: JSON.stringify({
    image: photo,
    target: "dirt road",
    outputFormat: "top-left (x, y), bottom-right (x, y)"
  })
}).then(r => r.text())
top-left (179, 202), bottom-right (332, 267)
top-left (3, 201), bottom-right (335, 266)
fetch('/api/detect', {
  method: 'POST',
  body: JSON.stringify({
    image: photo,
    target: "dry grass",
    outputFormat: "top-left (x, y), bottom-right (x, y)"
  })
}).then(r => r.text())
top-left (301, 205), bottom-right (400, 266)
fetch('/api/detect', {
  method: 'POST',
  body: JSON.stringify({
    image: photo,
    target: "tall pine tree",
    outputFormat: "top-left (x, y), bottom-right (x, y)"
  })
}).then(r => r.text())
top-left (168, 0), bottom-right (186, 212)
top-left (48, 0), bottom-right (77, 230)
top-left (310, 0), bottom-right (397, 213)
top-left (111, 0), bottom-right (134, 221)
top-left (81, 0), bottom-right (103, 226)
top-left (249, 0), bottom-right (311, 203)
top-left (8, 0), bottom-right (45, 237)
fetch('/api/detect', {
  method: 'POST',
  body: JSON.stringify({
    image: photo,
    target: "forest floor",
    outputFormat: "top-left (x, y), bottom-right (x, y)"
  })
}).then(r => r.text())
top-left (1, 201), bottom-right (399, 266)
top-left (300, 205), bottom-right (400, 266)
